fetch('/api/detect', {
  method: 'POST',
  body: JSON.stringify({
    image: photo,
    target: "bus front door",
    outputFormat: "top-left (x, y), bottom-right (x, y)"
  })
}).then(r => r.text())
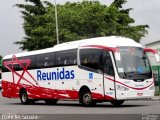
top-left (103, 52), bottom-right (115, 100)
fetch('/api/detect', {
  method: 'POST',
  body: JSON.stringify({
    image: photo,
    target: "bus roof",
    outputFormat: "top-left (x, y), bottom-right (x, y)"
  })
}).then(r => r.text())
top-left (3, 36), bottom-right (142, 59)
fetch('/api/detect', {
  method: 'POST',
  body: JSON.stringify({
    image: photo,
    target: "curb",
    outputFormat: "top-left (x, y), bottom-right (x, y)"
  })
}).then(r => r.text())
top-left (151, 96), bottom-right (160, 101)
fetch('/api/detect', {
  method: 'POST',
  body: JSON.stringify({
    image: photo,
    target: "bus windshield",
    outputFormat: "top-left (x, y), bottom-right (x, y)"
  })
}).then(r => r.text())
top-left (115, 47), bottom-right (152, 80)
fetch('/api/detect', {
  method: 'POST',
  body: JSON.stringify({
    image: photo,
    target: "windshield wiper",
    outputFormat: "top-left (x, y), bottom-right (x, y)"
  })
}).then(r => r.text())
top-left (123, 71), bottom-right (132, 78)
top-left (123, 71), bottom-right (134, 78)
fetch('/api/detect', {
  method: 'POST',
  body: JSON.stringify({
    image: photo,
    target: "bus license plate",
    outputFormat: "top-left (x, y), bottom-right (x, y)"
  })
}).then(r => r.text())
top-left (137, 93), bottom-right (143, 96)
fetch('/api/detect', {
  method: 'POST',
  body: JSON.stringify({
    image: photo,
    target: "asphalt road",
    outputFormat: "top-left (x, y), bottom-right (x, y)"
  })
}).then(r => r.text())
top-left (0, 91), bottom-right (160, 120)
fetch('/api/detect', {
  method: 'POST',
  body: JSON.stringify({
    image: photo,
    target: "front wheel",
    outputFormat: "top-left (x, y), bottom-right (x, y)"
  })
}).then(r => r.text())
top-left (80, 91), bottom-right (96, 107)
top-left (110, 100), bottom-right (124, 106)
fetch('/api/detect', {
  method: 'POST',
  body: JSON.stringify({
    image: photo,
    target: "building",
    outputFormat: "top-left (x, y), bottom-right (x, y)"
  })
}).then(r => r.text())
top-left (145, 40), bottom-right (160, 95)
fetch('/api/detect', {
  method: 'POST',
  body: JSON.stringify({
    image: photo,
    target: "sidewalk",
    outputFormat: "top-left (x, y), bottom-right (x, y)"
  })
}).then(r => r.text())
top-left (151, 96), bottom-right (160, 101)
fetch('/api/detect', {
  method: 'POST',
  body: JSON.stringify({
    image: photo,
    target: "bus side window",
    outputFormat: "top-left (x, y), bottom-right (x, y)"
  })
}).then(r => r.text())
top-left (36, 53), bottom-right (55, 68)
top-left (21, 55), bottom-right (36, 70)
top-left (2, 60), bottom-right (7, 72)
top-left (55, 49), bottom-right (77, 66)
top-left (80, 49), bottom-right (103, 71)
top-left (104, 52), bottom-right (114, 76)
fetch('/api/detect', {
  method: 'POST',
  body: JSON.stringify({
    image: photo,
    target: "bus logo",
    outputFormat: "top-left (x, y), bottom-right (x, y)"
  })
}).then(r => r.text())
top-left (89, 73), bottom-right (93, 79)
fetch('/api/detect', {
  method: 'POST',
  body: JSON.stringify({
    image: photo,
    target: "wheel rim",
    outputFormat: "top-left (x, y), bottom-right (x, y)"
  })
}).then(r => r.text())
top-left (83, 93), bottom-right (92, 104)
top-left (22, 93), bottom-right (27, 103)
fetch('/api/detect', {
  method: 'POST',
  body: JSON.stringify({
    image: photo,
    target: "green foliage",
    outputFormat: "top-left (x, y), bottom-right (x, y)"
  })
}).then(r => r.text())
top-left (15, 0), bottom-right (149, 51)
top-left (0, 55), bottom-right (2, 68)
top-left (15, 0), bottom-right (55, 51)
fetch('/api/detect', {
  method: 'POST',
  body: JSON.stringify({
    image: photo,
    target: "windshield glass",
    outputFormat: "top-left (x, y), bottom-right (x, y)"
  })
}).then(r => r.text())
top-left (115, 47), bottom-right (152, 80)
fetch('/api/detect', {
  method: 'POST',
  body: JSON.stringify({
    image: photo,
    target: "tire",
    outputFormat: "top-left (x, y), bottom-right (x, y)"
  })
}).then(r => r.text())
top-left (80, 90), bottom-right (96, 107)
top-left (20, 90), bottom-right (35, 105)
top-left (110, 100), bottom-right (124, 106)
top-left (20, 90), bottom-right (30, 105)
top-left (45, 99), bottom-right (58, 105)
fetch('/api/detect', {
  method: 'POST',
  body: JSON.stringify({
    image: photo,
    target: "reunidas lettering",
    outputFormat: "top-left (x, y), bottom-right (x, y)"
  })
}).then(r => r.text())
top-left (37, 68), bottom-right (75, 80)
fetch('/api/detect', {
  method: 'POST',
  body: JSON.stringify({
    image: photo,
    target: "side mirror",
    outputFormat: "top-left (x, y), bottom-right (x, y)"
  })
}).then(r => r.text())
top-left (144, 48), bottom-right (160, 63)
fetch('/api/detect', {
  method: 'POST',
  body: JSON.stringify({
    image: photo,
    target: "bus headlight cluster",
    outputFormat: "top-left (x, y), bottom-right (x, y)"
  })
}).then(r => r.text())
top-left (149, 85), bottom-right (155, 90)
top-left (117, 85), bottom-right (129, 91)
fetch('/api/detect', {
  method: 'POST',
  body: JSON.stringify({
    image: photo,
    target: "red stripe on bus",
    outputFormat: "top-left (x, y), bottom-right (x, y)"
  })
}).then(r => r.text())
top-left (105, 77), bottom-right (154, 90)
top-left (2, 80), bottom-right (114, 100)
top-left (82, 45), bottom-right (119, 53)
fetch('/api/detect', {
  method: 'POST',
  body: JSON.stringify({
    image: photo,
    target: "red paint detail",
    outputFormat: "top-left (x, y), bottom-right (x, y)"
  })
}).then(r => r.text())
top-left (3, 55), bottom-right (38, 87)
top-left (2, 81), bottom-right (78, 99)
top-left (92, 92), bottom-right (104, 100)
top-left (82, 45), bottom-right (119, 53)
top-left (92, 92), bottom-right (115, 100)
top-left (2, 81), bottom-right (19, 98)
top-left (2, 80), bottom-right (115, 100)
top-left (105, 77), bottom-right (154, 90)
top-left (144, 48), bottom-right (158, 54)
top-left (104, 95), bottom-right (115, 100)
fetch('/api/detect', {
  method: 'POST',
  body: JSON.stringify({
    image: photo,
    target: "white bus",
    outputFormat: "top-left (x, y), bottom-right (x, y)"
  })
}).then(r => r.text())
top-left (1, 36), bottom-right (160, 106)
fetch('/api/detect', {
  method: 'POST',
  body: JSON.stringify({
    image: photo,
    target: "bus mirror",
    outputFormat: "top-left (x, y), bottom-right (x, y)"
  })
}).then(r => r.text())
top-left (144, 48), bottom-right (160, 63)
top-left (115, 51), bottom-right (121, 61)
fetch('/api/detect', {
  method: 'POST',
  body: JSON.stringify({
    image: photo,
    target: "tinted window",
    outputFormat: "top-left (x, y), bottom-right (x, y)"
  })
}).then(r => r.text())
top-left (20, 55), bottom-right (36, 69)
top-left (80, 49), bottom-right (103, 71)
top-left (56, 49), bottom-right (77, 66)
top-left (12, 56), bottom-right (35, 71)
top-left (2, 59), bottom-right (11, 72)
top-left (2, 55), bottom-right (36, 72)
top-left (36, 53), bottom-right (55, 68)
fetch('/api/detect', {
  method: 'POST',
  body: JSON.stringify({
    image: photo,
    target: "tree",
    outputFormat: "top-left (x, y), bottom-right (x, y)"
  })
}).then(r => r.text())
top-left (15, 0), bottom-right (56, 51)
top-left (15, 0), bottom-right (149, 51)
top-left (0, 55), bottom-right (2, 69)
top-left (109, 0), bottom-right (149, 40)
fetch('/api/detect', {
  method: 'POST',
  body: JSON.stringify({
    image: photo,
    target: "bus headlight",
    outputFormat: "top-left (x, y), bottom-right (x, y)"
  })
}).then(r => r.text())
top-left (149, 85), bottom-right (154, 90)
top-left (117, 85), bottom-right (129, 91)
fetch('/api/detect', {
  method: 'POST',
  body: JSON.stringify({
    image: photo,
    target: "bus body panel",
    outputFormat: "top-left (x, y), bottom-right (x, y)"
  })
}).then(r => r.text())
top-left (103, 75), bottom-right (115, 100)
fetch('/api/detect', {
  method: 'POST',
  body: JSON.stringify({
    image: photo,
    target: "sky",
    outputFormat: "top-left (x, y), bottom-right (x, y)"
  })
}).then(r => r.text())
top-left (0, 0), bottom-right (160, 56)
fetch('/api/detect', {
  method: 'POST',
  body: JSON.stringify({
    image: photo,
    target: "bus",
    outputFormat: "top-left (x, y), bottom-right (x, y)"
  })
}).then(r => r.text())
top-left (1, 36), bottom-right (160, 106)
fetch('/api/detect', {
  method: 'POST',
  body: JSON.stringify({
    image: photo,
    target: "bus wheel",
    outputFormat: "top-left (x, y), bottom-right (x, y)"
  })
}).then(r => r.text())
top-left (110, 100), bottom-right (124, 106)
top-left (20, 90), bottom-right (31, 105)
top-left (80, 90), bottom-right (96, 107)
top-left (45, 99), bottom-right (58, 105)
